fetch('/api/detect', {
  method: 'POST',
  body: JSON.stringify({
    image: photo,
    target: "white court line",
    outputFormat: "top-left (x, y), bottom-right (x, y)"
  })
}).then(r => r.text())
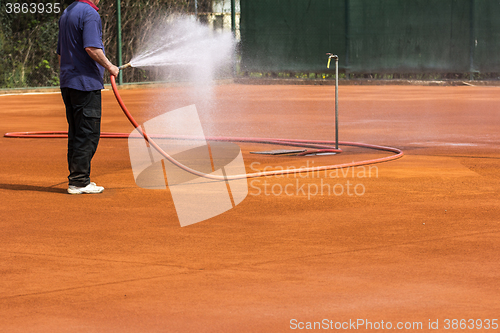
top-left (0, 92), bottom-right (60, 96)
top-left (410, 142), bottom-right (478, 147)
top-left (0, 89), bottom-right (110, 97)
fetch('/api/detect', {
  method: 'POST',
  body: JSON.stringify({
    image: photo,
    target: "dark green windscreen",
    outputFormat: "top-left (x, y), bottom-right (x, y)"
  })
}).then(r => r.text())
top-left (240, 0), bottom-right (347, 71)
top-left (473, 0), bottom-right (500, 72)
top-left (240, 0), bottom-right (500, 73)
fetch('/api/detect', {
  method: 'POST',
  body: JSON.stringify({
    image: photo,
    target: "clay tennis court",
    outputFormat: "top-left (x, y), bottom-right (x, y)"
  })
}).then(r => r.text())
top-left (1, 83), bottom-right (499, 332)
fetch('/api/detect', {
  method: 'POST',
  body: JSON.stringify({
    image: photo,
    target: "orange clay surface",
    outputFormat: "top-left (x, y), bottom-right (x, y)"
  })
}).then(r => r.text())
top-left (0, 84), bottom-right (499, 332)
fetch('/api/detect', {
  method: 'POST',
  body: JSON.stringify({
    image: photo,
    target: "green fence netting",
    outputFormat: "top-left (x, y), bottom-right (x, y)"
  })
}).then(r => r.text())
top-left (240, 0), bottom-right (347, 72)
top-left (240, 0), bottom-right (500, 74)
top-left (2, 0), bottom-right (499, 88)
top-left (473, 0), bottom-right (500, 73)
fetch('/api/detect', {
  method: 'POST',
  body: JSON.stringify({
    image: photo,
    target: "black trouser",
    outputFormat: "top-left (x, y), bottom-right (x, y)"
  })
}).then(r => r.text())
top-left (61, 88), bottom-right (101, 187)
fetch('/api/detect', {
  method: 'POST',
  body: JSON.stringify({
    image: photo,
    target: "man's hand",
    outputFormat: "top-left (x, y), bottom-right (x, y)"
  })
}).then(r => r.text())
top-left (108, 65), bottom-right (120, 77)
top-left (85, 47), bottom-right (119, 76)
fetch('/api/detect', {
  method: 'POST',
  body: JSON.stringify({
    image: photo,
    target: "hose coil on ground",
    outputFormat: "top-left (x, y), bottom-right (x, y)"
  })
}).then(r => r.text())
top-left (4, 75), bottom-right (404, 180)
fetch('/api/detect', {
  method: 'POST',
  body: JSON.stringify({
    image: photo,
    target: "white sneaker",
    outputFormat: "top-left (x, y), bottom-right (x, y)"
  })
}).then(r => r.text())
top-left (67, 182), bottom-right (104, 195)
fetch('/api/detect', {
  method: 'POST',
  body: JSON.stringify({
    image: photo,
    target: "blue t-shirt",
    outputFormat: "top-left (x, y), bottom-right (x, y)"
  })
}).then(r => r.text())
top-left (57, 1), bottom-right (105, 91)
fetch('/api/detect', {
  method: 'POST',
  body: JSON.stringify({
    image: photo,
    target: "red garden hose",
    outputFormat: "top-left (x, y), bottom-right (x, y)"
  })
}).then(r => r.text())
top-left (4, 75), bottom-right (404, 180)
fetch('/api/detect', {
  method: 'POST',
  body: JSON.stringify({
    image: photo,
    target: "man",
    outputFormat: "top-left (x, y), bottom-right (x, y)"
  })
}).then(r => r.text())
top-left (57, 0), bottom-right (119, 194)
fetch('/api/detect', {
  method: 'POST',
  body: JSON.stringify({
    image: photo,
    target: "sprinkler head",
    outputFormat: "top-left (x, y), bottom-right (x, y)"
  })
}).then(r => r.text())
top-left (326, 53), bottom-right (338, 60)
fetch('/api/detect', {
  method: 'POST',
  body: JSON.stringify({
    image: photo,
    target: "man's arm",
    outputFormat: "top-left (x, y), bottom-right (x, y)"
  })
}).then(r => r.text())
top-left (85, 47), bottom-right (120, 76)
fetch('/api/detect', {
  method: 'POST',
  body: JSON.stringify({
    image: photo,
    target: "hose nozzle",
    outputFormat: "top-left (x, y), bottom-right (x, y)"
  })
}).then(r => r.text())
top-left (119, 63), bottom-right (132, 70)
